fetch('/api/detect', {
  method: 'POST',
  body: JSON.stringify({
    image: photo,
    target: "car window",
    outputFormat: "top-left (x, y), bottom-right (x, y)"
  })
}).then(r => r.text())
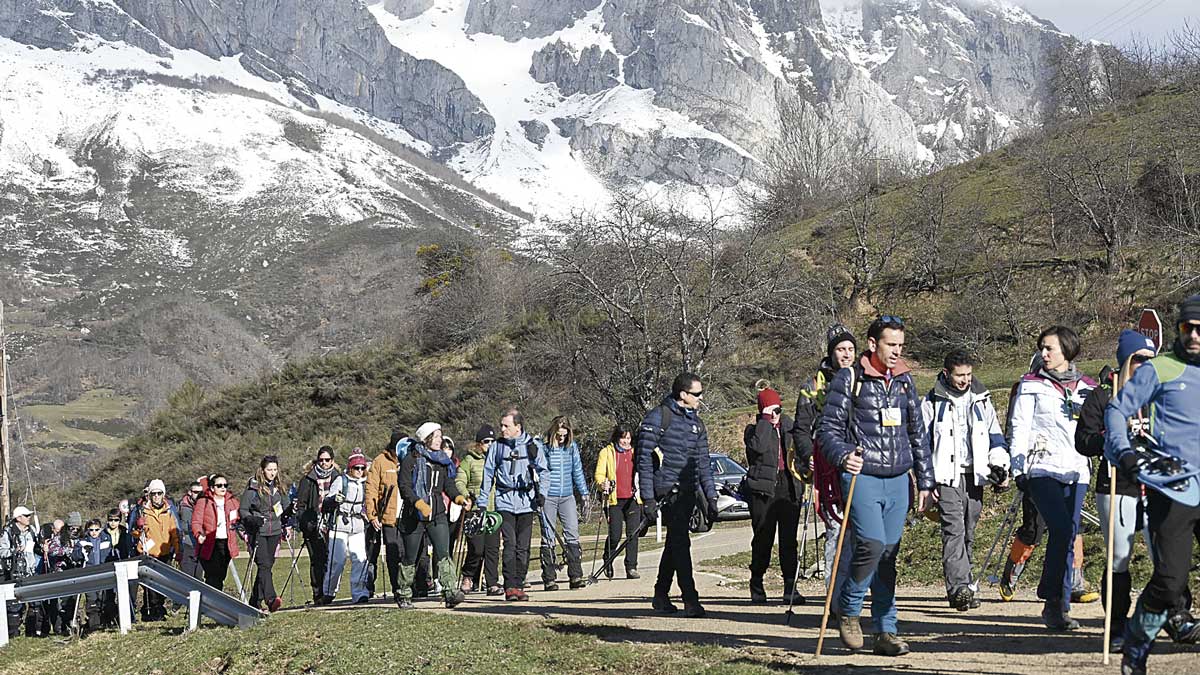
top-left (718, 457), bottom-right (746, 476)
top-left (709, 458), bottom-right (722, 475)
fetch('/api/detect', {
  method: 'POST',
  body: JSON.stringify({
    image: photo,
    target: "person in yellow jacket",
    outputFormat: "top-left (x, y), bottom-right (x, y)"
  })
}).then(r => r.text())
top-left (366, 430), bottom-right (428, 607)
top-left (134, 479), bottom-right (180, 621)
top-left (594, 425), bottom-right (643, 579)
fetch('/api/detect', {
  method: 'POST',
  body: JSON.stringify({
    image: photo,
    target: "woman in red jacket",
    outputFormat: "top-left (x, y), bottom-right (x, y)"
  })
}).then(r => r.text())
top-left (191, 473), bottom-right (241, 591)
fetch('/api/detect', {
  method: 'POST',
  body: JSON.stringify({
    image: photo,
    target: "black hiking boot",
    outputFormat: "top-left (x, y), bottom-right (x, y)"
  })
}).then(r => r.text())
top-left (749, 577), bottom-right (767, 604)
top-left (682, 600), bottom-right (706, 618)
top-left (652, 594), bottom-right (678, 614)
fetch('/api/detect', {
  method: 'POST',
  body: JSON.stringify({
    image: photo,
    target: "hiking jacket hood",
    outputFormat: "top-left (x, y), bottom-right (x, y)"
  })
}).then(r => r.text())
top-left (818, 354), bottom-right (934, 489)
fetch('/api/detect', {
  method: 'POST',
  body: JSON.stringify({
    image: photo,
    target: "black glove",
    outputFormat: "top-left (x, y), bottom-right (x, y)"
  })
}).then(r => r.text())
top-left (575, 493), bottom-right (586, 513)
top-left (642, 499), bottom-right (658, 525)
top-left (535, 493), bottom-right (546, 509)
top-left (987, 465), bottom-right (1009, 491)
top-left (1014, 474), bottom-right (1028, 492)
top-left (707, 496), bottom-right (719, 522)
top-left (1118, 452), bottom-right (1142, 480)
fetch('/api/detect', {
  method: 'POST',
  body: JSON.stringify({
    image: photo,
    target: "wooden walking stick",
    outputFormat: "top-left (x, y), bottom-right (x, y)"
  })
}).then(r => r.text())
top-left (816, 450), bottom-right (861, 657)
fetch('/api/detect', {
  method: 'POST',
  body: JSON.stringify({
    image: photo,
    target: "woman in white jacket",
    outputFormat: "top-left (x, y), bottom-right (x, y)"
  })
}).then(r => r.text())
top-left (321, 450), bottom-right (371, 604)
top-left (1009, 326), bottom-right (1096, 630)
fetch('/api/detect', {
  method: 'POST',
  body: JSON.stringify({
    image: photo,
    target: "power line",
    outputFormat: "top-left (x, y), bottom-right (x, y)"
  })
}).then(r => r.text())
top-left (1079, 0), bottom-right (1148, 37)
top-left (1087, 0), bottom-right (1169, 41)
top-left (1093, 0), bottom-right (1172, 41)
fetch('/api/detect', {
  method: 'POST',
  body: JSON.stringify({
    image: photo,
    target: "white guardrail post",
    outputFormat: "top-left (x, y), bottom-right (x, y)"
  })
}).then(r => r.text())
top-left (0, 583), bottom-right (14, 647)
top-left (114, 560), bottom-right (140, 635)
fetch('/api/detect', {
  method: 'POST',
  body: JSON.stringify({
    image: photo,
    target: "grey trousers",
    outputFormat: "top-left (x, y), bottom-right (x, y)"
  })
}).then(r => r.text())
top-left (824, 517), bottom-right (854, 602)
top-left (938, 473), bottom-right (983, 595)
top-left (540, 495), bottom-right (581, 546)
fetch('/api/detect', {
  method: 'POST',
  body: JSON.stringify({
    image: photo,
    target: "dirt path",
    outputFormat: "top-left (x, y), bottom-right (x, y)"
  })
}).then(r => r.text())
top-left (425, 522), bottom-right (1196, 674)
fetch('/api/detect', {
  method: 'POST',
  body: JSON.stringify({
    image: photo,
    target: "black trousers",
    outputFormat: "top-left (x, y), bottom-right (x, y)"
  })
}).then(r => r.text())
top-left (499, 511), bottom-right (534, 589)
top-left (180, 542), bottom-right (203, 580)
top-left (655, 495), bottom-right (699, 603)
top-left (302, 528), bottom-right (329, 600)
top-left (605, 498), bottom-right (643, 572)
top-left (84, 591), bottom-right (113, 631)
top-left (749, 473), bottom-right (801, 588)
top-left (249, 534), bottom-right (281, 607)
top-left (201, 539), bottom-right (233, 591)
top-left (463, 528), bottom-right (501, 588)
top-left (1143, 491), bottom-right (1200, 615)
top-left (1015, 487), bottom-right (1047, 546)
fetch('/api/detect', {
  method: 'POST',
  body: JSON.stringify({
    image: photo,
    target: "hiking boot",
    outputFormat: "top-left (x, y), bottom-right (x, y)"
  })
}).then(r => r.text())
top-left (1041, 603), bottom-right (1080, 631)
top-left (1072, 588), bottom-right (1101, 604)
top-left (569, 578), bottom-right (586, 590)
top-left (511, 588), bottom-right (529, 601)
top-left (444, 590), bottom-right (466, 609)
top-left (652, 594), bottom-right (678, 614)
top-left (604, 565), bottom-right (615, 580)
top-left (999, 558), bottom-right (1018, 601)
top-left (872, 632), bottom-right (910, 656)
top-left (544, 582), bottom-right (560, 592)
top-left (749, 577), bottom-right (767, 604)
top-left (781, 587), bottom-right (805, 605)
top-left (682, 600), bottom-right (706, 618)
top-left (460, 578), bottom-right (475, 594)
top-left (353, 596), bottom-right (369, 605)
top-left (268, 597), bottom-right (283, 613)
top-left (316, 594), bottom-right (334, 606)
top-left (486, 585), bottom-right (504, 597)
top-left (625, 567), bottom-right (639, 579)
top-left (949, 587), bottom-right (974, 611)
top-left (838, 614), bottom-right (864, 650)
top-left (395, 597), bottom-right (415, 610)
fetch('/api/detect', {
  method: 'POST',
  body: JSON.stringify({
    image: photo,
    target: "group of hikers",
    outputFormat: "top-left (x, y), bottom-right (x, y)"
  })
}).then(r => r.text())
top-left (4, 296), bottom-right (1200, 675)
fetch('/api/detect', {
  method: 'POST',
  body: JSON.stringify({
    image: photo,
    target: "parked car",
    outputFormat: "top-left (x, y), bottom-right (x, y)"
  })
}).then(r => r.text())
top-left (708, 453), bottom-right (750, 521)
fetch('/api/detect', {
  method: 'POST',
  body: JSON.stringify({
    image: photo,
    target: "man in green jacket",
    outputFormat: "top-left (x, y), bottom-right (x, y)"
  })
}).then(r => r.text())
top-left (456, 425), bottom-right (501, 595)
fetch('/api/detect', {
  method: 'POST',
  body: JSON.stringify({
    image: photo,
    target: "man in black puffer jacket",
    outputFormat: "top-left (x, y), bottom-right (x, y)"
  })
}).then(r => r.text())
top-left (819, 316), bottom-right (934, 657)
top-left (744, 386), bottom-right (805, 605)
top-left (638, 372), bottom-right (717, 618)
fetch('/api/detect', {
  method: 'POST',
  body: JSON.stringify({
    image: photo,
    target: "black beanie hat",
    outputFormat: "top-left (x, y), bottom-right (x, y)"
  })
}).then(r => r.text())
top-left (825, 323), bottom-right (857, 361)
top-left (1179, 295), bottom-right (1200, 325)
top-left (387, 429), bottom-right (405, 454)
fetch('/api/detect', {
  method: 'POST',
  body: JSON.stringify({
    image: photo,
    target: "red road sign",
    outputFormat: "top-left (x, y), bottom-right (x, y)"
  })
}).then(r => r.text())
top-left (1138, 308), bottom-right (1163, 353)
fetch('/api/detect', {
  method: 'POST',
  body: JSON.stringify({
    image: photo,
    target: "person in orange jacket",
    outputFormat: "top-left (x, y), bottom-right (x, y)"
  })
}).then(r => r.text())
top-left (134, 479), bottom-right (180, 621)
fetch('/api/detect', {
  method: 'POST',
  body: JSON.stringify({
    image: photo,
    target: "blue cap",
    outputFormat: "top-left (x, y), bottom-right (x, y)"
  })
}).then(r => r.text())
top-left (1117, 329), bottom-right (1156, 366)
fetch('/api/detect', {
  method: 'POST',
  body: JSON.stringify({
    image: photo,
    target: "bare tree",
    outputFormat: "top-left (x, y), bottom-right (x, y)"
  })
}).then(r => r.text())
top-left (527, 192), bottom-right (831, 424)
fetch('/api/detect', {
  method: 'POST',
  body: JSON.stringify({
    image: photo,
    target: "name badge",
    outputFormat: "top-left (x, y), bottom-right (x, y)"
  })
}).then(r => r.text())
top-left (881, 407), bottom-right (902, 427)
top-left (273, 502), bottom-right (284, 517)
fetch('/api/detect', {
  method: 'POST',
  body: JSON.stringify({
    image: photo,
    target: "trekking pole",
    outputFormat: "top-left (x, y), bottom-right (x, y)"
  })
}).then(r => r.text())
top-left (588, 483), bottom-right (607, 579)
top-left (785, 491), bottom-right (809, 625)
top-left (977, 488), bottom-right (1021, 586)
top-left (1102, 464), bottom-right (1117, 665)
top-left (797, 492), bottom-right (811, 580)
top-left (241, 539), bottom-right (258, 604)
top-left (816, 452), bottom-right (860, 658)
top-left (279, 531), bottom-right (305, 606)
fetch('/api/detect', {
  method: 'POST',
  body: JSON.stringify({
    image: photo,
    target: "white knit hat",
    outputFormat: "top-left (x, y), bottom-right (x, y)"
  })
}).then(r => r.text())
top-left (147, 479), bottom-right (166, 493)
top-left (414, 422), bottom-right (442, 444)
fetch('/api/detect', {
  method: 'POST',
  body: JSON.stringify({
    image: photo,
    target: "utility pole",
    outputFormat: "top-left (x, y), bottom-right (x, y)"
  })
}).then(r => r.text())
top-left (1, 300), bottom-right (9, 519)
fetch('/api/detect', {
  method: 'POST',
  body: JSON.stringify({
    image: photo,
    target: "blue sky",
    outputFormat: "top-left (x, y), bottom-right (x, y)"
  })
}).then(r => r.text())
top-left (1018, 0), bottom-right (1194, 46)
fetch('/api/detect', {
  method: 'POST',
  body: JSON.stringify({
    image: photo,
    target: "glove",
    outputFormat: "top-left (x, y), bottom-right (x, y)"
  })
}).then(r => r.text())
top-left (575, 493), bottom-right (586, 512)
top-left (642, 499), bottom-right (658, 524)
top-left (1118, 452), bottom-right (1142, 480)
top-left (1014, 474), bottom-right (1028, 492)
top-left (454, 495), bottom-right (467, 505)
top-left (707, 497), bottom-right (719, 522)
top-left (334, 493), bottom-right (345, 504)
top-left (535, 493), bottom-right (546, 509)
top-left (415, 500), bottom-right (433, 519)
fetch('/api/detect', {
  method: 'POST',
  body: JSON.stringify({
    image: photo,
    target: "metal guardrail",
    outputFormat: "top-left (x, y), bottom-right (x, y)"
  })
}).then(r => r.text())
top-left (0, 556), bottom-right (264, 644)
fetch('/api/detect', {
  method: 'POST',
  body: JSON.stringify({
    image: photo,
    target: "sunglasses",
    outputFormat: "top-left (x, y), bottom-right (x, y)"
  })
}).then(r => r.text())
top-left (107, 518), bottom-right (119, 522)
top-left (318, 457), bottom-right (333, 463)
top-left (879, 314), bottom-right (905, 327)
top-left (149, 491), bottom-right (164, 496)
top-left (213, 483), bottom-right (228, 488)
top-left (350, 465), bottom-right (366, 471)
top-left (1131, 354), bottom-right (1153, 364)
top-left (686, 389), bottom-right (704, 397)
top-left (87, 528), bottom-right (101, 533)
top-left (1181, 322), bottom-right (1200, 336)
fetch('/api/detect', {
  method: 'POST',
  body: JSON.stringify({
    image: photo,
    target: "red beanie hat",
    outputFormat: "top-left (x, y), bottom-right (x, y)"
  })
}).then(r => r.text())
top-left (756, 388), bottom-right (782, 413)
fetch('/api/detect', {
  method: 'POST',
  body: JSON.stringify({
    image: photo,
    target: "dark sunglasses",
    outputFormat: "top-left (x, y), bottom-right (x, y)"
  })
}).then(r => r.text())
top-left (879, 314), bottom-right (905, 327)
top-left (107, 518), bottom-right (119, 522)
top-left (318, 456), bottom-right (333, 463)
top-left (212, 483), bottom-right (228, 488)
top-left (87, 528), bottom-right (101, 533)
top-left (686, 389), bottom-right (704, 397)
top-left (1181, 322), bottom-right (1200, 336)
top-left (149, 491), bottom-right (164, 496)
top-left (1131, 354), bottom-right (1153, 364)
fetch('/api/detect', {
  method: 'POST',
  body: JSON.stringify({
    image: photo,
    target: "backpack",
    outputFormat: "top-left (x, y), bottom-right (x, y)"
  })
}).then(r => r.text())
top-left (636, 404), bottom-right (679, 469)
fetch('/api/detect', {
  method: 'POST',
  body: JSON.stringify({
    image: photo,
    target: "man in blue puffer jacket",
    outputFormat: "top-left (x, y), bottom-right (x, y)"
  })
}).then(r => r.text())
top-left (1106, 295), bottom-right (1200, 675)
top-left (479, 408), bottom-right (548, 602)
top-left (820, 316), bottom-right (934, 657)
top-left (638, 372), bottom-right (717, 618)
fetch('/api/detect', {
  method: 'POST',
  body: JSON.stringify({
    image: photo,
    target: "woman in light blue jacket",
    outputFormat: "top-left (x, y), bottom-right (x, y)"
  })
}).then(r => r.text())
top-left (539, 416), bottom-right (590, 590)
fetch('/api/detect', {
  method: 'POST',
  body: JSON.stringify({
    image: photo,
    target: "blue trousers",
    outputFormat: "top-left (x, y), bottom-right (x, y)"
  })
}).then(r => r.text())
top-left (1026, 477), bottom-right (1084, 615)
top-left (837, 473), bottom-right (908, 633)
